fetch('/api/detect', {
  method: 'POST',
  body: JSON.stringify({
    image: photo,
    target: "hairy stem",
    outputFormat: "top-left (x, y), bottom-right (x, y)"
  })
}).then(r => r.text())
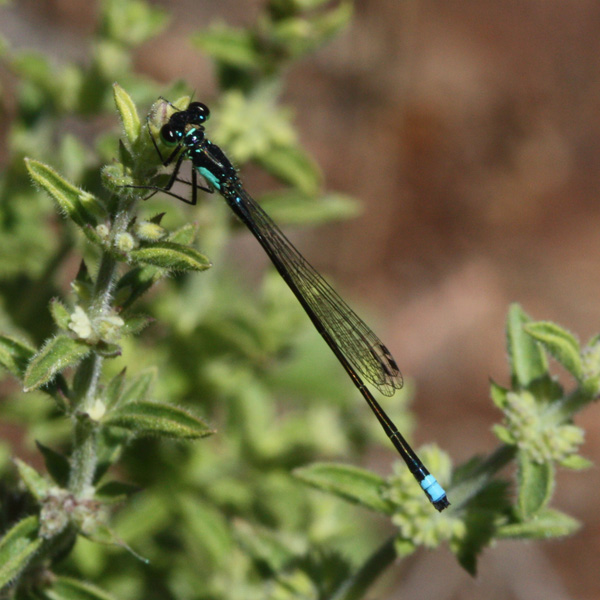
top-left (68, 197), bottom-right (137, 498)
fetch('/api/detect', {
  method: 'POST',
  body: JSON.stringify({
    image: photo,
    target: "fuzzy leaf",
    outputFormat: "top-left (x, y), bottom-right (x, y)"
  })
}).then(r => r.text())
top-left (118, 138), bottom-right (135, 169)
top-left (168, 222), bottom-right (198, 245)
top-left (0, 516), bottom-right (42, 589)
top-left (25, 159), bottom-right (99, 229)
top-left (517, 453), bottom-right (554, 519)
top-left (72, 261), bottom-right (94, 303)
top-left (115, 265), bottom-right (162, 310)
top-left (113, 83), bottom-right (141, 146)
top-left (129, 242), bottom-right (211, 272)
top-left (497, 508), bottom-right (580, 539)
top-left (105, 401), bottom-right (215, 439)
top-left (525, 321), bottom-right (583, 380)
top-left (36, 441), bottom-right (70, 487)
top-left (44, 576), bottom-right (119, 600)
top-left (294, 463), bottom-right (393, 514)
top-left (121, 313), bottom-right (153, 336)
top-left (0, 335), bottom-right (35, 378)
top-left (506, 304), bottom-right (548, 388)
top-left (14, 459), bottom-right (50, 501)
top-left (24, 335), bottom-right (91, 391)
top-left (257, 145), bottom-right (321, 196)
top-left (50, 299), bottom-right (72, 330)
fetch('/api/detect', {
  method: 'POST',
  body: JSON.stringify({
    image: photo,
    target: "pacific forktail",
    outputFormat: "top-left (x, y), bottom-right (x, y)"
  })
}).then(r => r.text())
top-left (128, 100), bottom-right (449, 511)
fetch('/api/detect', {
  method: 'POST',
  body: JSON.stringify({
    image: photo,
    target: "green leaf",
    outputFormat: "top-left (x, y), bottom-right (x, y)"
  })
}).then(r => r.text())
top-left (581, 374), bottom-right (600, 399)
top-left (525, 321), bottom-right (583, 380)
top-left (129, 242), bottom-right (212, 272)
top-left (489, 379), bottom-right (509, 410)
top-left (25, 159), bottom-right (99, 230)
top-left (72, 261), bottom-right (94, 304)
top-left (118, 138), bottom-right (135, 169)
top-left (0, 516), bottom-right (42, 589)
top-left (293, 0), bottom-right (338, 9)
top-left (257, 145), bottom-right (321, 196)
top-left (105, 401), bottom-right (215, 439)
top-left (559, 454), bottom-right (593, 470)
top-left (103, 368), bottom-right (127, 410)
top-left (50, 298), bottom-right (72, 330)
top-left (234, 520), bottom-right (296, 573)
top-left (179, 495), bottom-right (234, 565)
top-left (0, 335), bottom-right (35, 378)
top-left (258, 191), bottom-right (361, 226)
top-left (44, 576), bottom-right (119, 600)
top-left (113, 83), bottom-right (141, 146)
top-left (80, 523), bottom-right (148, 564)
top-left (191, 25), bottom-right (259, 68)
top-left (114, 265), bottom-right (162, 310)
top-left (116, 367), bottom-right (156, 408)
top-left (96, 342), bottom-right (122, 358)
top-left (12, 50), bottom-right (52, 84)
top-left (492, 424), bottom-right (514, 445)
top-left (36, 441), bottom-right (70, 487)
top-left (110, 492), bottom-right (170, 542)
top-left (121, 313), bottom-right (153, 337)
top-left (14, 458), bottom-right (50, 501)
top-left (506, 304), bottom-right (548, 388)
top-left (517, 453), bottom-right (554, 519)
top-left (453, 510), bottom-right (497, 576)
top-left (168, 222), bottom-right (198, 245)
top-left (394, 537), bottom-right (417, 558)
top-left (24, 335), bottom-right (91, 391)
top-left (309, 0), bottom-right (353, 41)
top-left (271, 2), bottom-right (353, 58)
top-left (95, 481), bottom-right (140, 504)
top-left (497, 508), bottom-right (580, 539)
top-left (102, 0), bottom-right (169, 47)
top-left (294, 463), bottom-right (393, 514)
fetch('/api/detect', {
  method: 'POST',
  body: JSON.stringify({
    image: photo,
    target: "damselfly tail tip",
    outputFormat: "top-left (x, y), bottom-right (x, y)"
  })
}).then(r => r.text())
top-left (432, 495), bottom-right (450, 512)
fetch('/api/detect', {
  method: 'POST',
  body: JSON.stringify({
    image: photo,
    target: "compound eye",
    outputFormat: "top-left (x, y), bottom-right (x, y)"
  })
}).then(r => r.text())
top-left (188, 101), bottom-right (210, 123)
top-left (160, 124), bottom-right (179, 146)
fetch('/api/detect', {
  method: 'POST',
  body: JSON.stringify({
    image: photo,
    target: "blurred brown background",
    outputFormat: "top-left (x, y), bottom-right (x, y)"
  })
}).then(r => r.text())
top-left (2, 1), bottom-right (600, 598)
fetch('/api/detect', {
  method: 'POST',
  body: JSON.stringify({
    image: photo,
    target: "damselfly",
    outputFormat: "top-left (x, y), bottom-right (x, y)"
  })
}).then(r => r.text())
top-left (128, 99), bottom-right (449, 511)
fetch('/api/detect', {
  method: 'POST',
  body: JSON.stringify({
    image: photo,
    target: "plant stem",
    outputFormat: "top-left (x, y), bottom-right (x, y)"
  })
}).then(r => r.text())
top-left (69, 197), bottom-right (137, 498)
top-left (69, 413), bottom-right (98, 497)
top-left (331, 536), bottom-right (397, 600)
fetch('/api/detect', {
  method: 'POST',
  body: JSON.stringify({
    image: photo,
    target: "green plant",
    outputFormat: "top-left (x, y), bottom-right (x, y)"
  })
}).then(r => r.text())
top-left (0, 1), bottom-right (597, 599)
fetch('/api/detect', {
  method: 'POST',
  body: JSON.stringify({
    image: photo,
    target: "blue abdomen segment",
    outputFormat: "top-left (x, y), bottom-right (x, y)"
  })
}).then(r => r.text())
top-left (420, 474), bottom-right (447, 504)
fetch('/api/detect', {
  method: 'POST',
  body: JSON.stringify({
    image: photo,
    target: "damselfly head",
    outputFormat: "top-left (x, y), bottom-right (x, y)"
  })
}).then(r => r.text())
top-left (160, 123), bottom-right (183, 146)
top-left (187, 101), bottom-right (210, 124)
